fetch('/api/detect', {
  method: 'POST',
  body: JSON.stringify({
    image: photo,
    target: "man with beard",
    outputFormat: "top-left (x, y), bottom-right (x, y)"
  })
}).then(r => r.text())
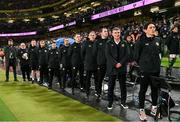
top-left (4, 39), bottom-right (18, 81)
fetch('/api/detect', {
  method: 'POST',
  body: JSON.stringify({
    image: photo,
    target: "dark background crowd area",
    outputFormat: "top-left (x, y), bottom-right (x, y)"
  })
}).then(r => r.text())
top-left (0, 14), bottom-right (179, 54)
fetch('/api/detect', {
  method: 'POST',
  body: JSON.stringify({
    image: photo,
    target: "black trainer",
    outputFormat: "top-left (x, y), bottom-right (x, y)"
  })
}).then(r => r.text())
top-left (107, 103), bottom-right (113, 110)
top-left (14, 79), bottom-right (18, 81)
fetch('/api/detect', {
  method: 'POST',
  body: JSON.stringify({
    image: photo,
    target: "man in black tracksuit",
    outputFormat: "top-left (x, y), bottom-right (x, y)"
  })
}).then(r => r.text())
top-left (68, 34), bottom-right (84, 94)
top-left (93, 28), bottom-right (109, 98)
top-left (126, 34), bottom-right (135, 82)
top-left (4, 39), bottom-right (18, 81)
top-left (38, 40), bottom-right (49, 85)
top-left (18, 43), bottom-right (30, 81)
top-left (82, 31), bottom-right (97, 98)
top-left (59, 38), bottom-right (71, 90)
top-left (28, 40), bottom-right (39, 83)
top-left (166, 25), bottom-right (179, 77)
top-left (105, 27), bottom-right (129, 110)
top-left (48, 41), bottom-right (60, 89)
top-left (134, 23), bottom-right (161, 121)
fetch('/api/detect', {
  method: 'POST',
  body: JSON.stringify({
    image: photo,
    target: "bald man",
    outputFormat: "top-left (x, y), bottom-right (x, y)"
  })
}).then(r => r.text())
top-left (18, 43), bottom-right (30, 81)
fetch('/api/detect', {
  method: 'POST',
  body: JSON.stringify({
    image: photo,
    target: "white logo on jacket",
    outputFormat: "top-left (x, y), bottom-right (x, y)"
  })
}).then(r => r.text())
top-left (156, 42), bottom-right (159, 46)
top-left (145, 43), bottom-right (149, 46)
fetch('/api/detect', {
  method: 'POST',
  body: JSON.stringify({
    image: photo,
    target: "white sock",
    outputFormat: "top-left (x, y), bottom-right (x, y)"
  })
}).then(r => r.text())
top-left (37, 78), bottom-right (40, 82)
top-left (140, 109), bottom-right (145, 112)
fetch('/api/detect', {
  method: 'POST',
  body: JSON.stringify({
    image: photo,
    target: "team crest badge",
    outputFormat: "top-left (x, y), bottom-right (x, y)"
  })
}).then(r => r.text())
top-left (156, 42), bottom-right (159, 46)
top-left (145, 43), bottom-right (149, 46)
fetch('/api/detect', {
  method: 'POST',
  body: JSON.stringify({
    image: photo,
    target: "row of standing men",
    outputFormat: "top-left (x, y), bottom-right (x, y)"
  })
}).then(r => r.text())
top-left (4, 24), bottom-right (178, 118)
top-left (4, 27), bottom-right (131, 109)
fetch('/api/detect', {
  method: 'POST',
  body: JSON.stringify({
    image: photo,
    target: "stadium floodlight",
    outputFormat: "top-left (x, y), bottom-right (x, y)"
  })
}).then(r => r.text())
top-left (175, 0), bottom-right (180, 6)
top-left (150, 6), bottom-right (159, 13)
top-left (74, 11), bottom-right (79, 14)
top-left (38, 18), bottom-right (45, 22)
top-left (92, 3), bottom-right (101, 7)
top-left (8, 20), bottom-right (14, 23)
top-left (134, 10), bottom-right (142, 16)
top-left (23, 19), bottom-right (30, 22)
top-left (52, 15), bottom-right (59, 19)
top-left (91, 2), bottom-right (95, 5)
top-left (159, 9), bottom-right (167, 13)
top-left (70, 0), bottom-right (75, 3)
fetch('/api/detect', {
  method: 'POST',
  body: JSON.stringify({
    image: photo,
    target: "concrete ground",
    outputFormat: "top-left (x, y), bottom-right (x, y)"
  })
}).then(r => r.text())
top-left (50, 78), bottom-right (180, 121)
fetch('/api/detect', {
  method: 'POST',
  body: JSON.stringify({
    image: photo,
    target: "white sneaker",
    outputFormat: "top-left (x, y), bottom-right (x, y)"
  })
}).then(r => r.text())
top-left (151, 106), bottom-right (160, 118)
top-left (43, 82), bottom-right (48, 87)
top-left (120, 103), bottom-right (128, 109)
top-left (139, 109), bottom-right (147, 121)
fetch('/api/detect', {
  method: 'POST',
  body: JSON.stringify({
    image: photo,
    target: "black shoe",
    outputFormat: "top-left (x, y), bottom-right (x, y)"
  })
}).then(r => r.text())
top-left (107, 103), bottom-right (113, 110)
top-left (23, 79), bottom-right (26, 82)
top-left (39, 81), bottom-right (43, 85)
top-left (85, 95), bottom-right (89, 100)
top-left (96, 95), bottom-right (101, 102)
top-left (14, 79), bottom-right (18, 81)
top-left (62, 88), bottom-right (65, 92)
top-left (97, 94), bottom-right (101, 99)
top-left (120, 103), bottom-right (128, 109)
top-left (5, 79), bottom-right (9, 82)
top-left (32, 80), bottom-right (34, 84)
top-left (72, 89), bottom-right (74, 95)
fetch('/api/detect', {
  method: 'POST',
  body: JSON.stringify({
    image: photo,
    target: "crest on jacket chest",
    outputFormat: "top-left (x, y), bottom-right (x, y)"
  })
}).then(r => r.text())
top-left (121, 44), bottom-right (125, 47)
top-left (156, 42), bottom-right (159, 46)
